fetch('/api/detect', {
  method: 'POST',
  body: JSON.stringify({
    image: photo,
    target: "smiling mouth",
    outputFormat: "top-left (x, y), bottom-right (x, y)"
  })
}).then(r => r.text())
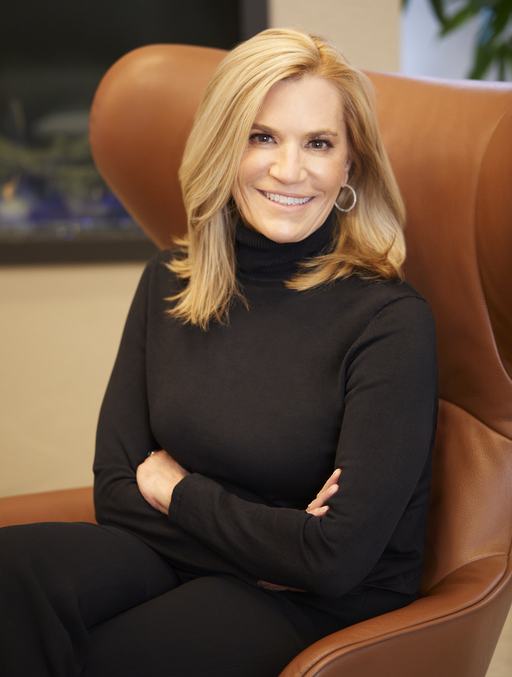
top-left (263, 191), bottom-right (313, 206)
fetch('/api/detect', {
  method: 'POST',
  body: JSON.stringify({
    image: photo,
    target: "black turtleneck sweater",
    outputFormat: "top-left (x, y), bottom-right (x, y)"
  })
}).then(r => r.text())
top-left (94, 217), bottom-right (438, 620)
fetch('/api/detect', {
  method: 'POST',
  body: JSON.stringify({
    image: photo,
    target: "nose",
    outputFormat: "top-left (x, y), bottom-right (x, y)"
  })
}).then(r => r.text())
top-left (268, 143), bottom-right (307, 185)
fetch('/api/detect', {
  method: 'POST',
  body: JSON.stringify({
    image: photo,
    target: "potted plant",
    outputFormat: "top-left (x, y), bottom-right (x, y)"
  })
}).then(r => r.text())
top-left (402, 0), bottom-right (512, 79)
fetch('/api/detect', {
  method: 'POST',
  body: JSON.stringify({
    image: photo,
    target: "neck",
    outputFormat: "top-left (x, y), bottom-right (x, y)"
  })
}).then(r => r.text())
top-left (235, 213), bottom-right (335, 283)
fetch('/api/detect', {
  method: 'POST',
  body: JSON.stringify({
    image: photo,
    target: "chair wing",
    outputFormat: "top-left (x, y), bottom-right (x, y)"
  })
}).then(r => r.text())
top-left (89, 44), bottom-right (225, 249)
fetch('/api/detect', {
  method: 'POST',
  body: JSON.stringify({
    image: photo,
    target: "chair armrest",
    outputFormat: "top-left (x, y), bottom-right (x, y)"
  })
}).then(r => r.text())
top-left (0, 486), bottom-right (95, 527)
top-left (279, 555), bottom-right (512, 677)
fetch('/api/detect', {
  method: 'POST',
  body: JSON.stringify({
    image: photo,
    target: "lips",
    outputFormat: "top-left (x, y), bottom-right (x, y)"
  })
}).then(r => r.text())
top-left (263, 191), bottom-right (313, 206)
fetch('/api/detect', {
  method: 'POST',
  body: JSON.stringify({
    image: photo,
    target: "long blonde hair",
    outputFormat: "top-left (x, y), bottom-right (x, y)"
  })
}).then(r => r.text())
top-left (169, 28), bottom-right (406, 328)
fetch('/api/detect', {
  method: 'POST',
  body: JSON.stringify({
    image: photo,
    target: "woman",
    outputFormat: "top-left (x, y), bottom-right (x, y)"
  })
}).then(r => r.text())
top-left (0, 28), bottom-right (437, 677)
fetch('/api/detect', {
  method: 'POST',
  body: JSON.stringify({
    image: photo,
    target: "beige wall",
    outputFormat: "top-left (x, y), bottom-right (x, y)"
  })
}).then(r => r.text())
top-left (0, 263), bottom-right (144, 496)
top-left (0, 0), bottom-right (401, 498)
top-left (269, 0), bottom-right (401, 72)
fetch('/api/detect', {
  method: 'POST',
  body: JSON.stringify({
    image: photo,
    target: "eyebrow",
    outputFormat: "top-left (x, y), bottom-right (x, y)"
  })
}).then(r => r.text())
top-left (251, 123), bottom-right (340, 138)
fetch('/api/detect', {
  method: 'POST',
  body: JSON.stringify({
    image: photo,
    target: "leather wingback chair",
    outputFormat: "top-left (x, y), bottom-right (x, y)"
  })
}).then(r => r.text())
top-left (1, 44), bottom-right (511, 677)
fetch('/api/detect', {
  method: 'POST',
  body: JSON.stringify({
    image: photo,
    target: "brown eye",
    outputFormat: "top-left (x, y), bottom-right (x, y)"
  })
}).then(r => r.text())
top-left (309, 139), bottom-right (332, 150)
top-left (250, 133), bottom-right (274, 144)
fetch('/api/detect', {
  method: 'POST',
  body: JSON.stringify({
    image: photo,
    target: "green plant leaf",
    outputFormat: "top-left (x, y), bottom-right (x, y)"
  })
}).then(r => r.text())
top-left (490, 2), bottom-right (512, 36)
top-left (469, 39), bottom-right (497, 78)
top-left (439, 6), bottom-right (479, 35)
top-left (497, 40), bottom-right (512, 79)
top-left (431, 0), bottom-right (449, 23)
top-left (404, 0), bottom-right (512, 80)
top-left (477, 9), bottom-right (498, 44)
top-left (507, 46), bottom-right (512, 79)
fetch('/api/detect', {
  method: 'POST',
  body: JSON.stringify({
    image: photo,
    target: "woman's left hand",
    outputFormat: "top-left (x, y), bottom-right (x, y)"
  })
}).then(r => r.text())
top-left (136, 450), bottom-right (190, 514)
top-left (258, 468), bottom-right (341, 593)
top-left (306, 467), bottom-right (341, 516)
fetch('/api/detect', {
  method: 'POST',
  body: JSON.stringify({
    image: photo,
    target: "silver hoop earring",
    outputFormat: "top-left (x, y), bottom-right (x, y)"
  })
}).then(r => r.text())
top-left (334, 184), bottom-right (357, 212)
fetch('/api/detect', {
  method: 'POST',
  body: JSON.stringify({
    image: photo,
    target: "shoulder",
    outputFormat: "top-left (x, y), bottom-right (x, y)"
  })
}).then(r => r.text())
top-left (143, 247), bottom-right (176, 271)
top-left (125, 248), bottom-right (182, 320)
top-left (362, 278), bottom-right (435, 332)
top-left (318, 276), bottom-right (437, 360)
top-left (378, 278), bottom-right (434, 325)
top-left (140, 248), bottom-right (181, 289)
top-left (348, 275), bottom-right (428, 307)
top-left (349, 278), bottom-right (437, 357)
top-left (324, 274), bottom-right (435, 329)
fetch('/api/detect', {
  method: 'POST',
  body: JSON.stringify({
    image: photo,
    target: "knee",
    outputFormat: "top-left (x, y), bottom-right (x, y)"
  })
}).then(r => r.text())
top-left (0, 524), bottom-right (34, 566)
top-left (0, 522), bottom-right (78, 574)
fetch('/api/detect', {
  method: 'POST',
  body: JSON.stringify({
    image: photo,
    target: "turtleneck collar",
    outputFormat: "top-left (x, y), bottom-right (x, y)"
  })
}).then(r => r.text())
top-left (235, 211), bottom-right (335, 283)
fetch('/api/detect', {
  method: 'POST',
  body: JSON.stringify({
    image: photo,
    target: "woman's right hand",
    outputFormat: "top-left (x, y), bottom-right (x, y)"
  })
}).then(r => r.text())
top-left (306, 468), bottom-right (341, 516)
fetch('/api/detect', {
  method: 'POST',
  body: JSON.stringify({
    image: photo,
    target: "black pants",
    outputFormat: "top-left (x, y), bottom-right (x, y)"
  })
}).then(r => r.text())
top-left (0, 522), bottom-right (413, 677)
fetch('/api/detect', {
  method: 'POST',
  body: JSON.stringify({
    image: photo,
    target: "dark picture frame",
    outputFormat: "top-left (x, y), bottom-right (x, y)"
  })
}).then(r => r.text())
top-left (0, 0), bottom-right (268, 265)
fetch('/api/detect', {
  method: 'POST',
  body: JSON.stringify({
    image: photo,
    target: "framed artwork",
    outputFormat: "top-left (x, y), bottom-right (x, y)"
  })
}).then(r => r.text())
top-left (0, 0), bottom-right (267, 264)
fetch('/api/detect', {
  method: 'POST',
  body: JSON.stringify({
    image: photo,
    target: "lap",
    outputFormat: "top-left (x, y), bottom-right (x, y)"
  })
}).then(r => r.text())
top-left (1, 523), bottom-right (410, 677)
top-left (83, 575), bottom-right (324, 677)
top-left (1, 523), bottom-right (322, 676)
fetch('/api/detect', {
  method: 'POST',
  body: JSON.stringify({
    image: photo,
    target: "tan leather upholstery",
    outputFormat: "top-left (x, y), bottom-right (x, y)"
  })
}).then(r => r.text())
top-left (1, 44), bottom-right (511, 677)
top-left (0, 487), bottom-right (94, 527)
top-left (89, 45), bottom-right (226, 249)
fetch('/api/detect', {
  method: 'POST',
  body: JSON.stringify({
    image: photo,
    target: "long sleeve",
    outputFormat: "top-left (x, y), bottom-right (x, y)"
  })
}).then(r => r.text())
top-left (93, 255), bottom-right (258, 584)
top-left (168, 295), bottom-right (437, 599)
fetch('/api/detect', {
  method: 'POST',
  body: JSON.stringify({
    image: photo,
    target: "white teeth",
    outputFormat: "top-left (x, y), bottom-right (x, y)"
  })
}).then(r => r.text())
top-left (264, 192), bottom-right (312, 206)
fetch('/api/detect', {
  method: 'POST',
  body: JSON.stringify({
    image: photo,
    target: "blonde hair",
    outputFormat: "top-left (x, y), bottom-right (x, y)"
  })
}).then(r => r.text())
top-left (169, 27), bottom-right (406, 328)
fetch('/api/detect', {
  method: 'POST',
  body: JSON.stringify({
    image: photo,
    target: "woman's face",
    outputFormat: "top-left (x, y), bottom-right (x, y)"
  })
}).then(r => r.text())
top-left (233, 75), bottom-right (352, 243)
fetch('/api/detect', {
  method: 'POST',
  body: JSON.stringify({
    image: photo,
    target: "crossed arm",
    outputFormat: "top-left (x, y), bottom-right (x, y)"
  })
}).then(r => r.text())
top-left (136, 451), bottom-right (341, 592)
top-left (136, 450), bottom-right (341, 518)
